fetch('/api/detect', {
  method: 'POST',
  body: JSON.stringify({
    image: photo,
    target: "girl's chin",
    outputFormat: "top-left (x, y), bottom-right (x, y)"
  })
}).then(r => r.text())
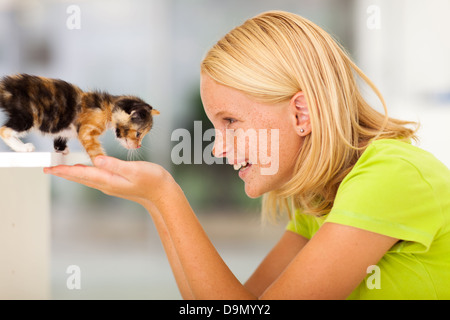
top-left (245, 190), bottom-right (261, 199)
top-left (243, 183), bottom-right (266, 199)
top-left (242, 173), bottom-right (288, 199)
top-left (240, 165), bottom-right (285, 199)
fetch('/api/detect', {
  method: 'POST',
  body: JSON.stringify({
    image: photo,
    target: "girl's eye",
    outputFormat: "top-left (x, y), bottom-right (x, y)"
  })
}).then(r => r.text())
top-left (224, 118), bottom-right (236, 125)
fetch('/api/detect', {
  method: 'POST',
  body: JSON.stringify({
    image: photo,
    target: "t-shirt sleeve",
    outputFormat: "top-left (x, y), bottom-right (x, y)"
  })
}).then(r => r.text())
top-left (325, 146), bottom-right (443, 253)
top-left (286, 211), bottom-right (320, 240)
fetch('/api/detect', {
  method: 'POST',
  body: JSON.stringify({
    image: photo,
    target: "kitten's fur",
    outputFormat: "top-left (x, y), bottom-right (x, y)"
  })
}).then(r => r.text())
top-left (0, 74), bottom-right (159, 162)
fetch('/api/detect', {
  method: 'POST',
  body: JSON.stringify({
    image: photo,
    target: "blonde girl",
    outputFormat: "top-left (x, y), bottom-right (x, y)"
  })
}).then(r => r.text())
top-left (45, 11), bottom-right (450, 299)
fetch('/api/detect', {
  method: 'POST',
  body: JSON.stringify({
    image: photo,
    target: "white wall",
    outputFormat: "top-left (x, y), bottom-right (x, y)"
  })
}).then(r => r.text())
top-left (354, 0), bottom-right (450, 168)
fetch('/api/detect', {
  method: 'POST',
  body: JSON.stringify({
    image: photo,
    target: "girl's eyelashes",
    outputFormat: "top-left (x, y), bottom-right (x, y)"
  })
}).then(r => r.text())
top-left (224, 118), bottom-right (237, 125)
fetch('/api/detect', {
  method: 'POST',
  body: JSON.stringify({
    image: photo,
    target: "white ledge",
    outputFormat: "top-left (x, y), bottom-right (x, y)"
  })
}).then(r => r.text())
top-left (0, 152), bottom-right (90, 168)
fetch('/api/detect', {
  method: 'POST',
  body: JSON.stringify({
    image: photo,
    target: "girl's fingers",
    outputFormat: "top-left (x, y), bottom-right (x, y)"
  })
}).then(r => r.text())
top-left (44, 157), bottom-right (169, 203)
top-left (73, 164), bottom-right (89, 168)
top-left (44, 165), bottom-right (102, 187)
top-left (93, 156), bottom-right (135, 180)
top-left (44, 164), bottom-right (129, 192)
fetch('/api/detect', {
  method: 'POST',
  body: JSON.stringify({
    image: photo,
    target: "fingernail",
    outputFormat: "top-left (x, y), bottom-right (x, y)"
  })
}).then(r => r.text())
top-left (44, 167), bottom-right (58, 174)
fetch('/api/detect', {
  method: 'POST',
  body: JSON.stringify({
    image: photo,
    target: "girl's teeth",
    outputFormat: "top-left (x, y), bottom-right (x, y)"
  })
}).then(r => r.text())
top-left (234, 162), bottom-right (250, 171)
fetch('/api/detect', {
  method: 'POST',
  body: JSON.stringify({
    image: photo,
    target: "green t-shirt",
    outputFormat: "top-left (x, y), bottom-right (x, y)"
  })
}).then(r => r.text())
top-left (286, 139), bottom-right (450, 299)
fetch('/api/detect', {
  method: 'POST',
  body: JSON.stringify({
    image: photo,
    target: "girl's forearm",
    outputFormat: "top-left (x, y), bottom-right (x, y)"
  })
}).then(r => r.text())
top-left (146, 205), bottom-right (194, 299)
top-left (144, 181), bottom-right (257, 300)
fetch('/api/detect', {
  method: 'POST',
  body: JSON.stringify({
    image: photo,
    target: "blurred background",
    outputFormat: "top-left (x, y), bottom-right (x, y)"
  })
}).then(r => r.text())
top-left (0, 0), bottom-right (449, 299)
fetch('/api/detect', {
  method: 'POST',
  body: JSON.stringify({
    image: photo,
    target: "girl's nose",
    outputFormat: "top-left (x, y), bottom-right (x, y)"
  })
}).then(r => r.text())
top-left (212, 130), bottom-right (228, 158)
top-left (212, 145), bottom-right (226, 158)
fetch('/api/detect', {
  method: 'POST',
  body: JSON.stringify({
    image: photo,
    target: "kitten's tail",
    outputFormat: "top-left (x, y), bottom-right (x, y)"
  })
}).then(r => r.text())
top-left (0, 78), bottom-right (5, 110)
top-left (0, 75), bottom-right (15, 110)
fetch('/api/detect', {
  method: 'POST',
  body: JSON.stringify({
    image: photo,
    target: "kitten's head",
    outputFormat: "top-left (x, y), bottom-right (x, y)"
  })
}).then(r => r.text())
top-left (112, 96), bottom-right (159, 149)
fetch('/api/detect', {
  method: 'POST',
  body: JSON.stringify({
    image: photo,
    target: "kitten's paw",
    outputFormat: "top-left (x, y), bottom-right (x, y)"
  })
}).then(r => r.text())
top-left (55, 147), bottom-right (70, 155)
top-left (18, 143), bottom-right (35, 152)
top-left (87, 151), bottom-right (105, 165)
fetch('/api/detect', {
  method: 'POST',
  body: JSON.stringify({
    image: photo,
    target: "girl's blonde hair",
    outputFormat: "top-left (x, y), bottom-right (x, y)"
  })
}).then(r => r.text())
top-left (201, 11), bottom-right (418, 220)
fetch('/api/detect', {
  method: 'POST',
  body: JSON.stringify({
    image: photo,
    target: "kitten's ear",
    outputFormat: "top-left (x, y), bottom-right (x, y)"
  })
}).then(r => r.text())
top-left (142, 104), bottom-right (159, 116)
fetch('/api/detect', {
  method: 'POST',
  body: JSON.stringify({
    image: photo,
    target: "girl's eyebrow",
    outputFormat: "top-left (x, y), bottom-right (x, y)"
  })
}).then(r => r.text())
top-left (214, 110), bottom-right (229, 118)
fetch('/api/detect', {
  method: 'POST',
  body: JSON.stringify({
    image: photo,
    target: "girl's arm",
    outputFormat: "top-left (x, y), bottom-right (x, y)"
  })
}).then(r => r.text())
top-left (147, 205), bottom-right (194, 299)
top-left (244, 231), bottom-right (309, 297)
top-left (46, 158), bottom-right (196, 299)
top-left (45, 156), bottom-right (398, 299)
top-left (144, 179), bottom-right (256, 299)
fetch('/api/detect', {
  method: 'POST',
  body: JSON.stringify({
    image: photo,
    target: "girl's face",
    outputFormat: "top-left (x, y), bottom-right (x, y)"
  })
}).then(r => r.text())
top-left (200, 74), bottom-right (305, 198)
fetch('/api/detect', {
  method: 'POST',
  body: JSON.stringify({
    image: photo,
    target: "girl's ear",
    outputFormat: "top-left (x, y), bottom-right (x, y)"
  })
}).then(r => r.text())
top-left (290, 92), bottom-right (311, 136)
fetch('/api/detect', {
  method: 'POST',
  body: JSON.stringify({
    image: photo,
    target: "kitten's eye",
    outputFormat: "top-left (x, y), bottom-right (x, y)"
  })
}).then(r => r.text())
top-left (136, 132), bottom-right (141, 138)
top-left (115, 128), bottom-right (121, 138)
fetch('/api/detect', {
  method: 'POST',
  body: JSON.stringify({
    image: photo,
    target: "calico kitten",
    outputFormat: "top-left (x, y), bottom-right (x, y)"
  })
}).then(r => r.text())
top-left (0, 74), bottom-right (159, 162)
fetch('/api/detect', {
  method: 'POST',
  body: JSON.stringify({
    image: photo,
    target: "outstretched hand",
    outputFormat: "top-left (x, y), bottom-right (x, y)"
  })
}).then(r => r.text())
top-left (44, 156), bottom-right (173, 207)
